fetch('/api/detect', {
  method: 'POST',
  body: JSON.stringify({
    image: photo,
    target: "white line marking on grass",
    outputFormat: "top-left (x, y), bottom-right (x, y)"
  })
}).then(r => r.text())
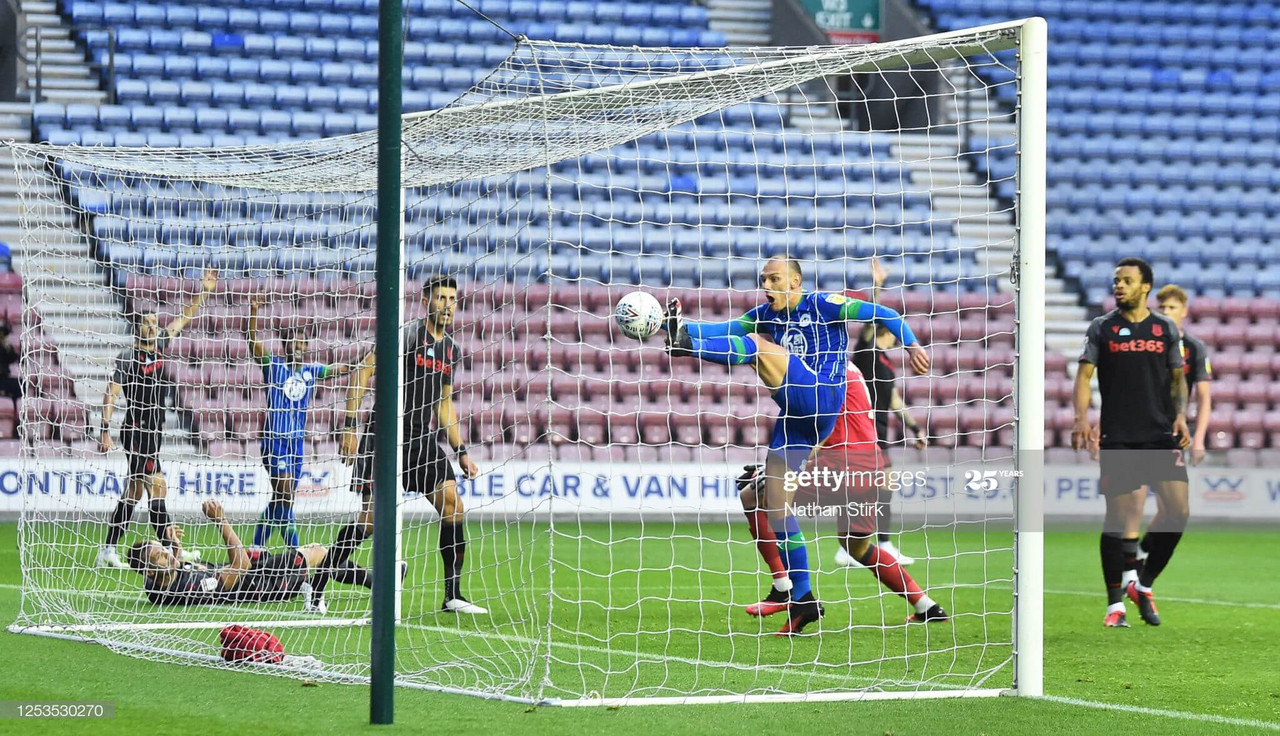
top-left (1042, 695), bottom-right (1280, 732)
top-left (1044, 589), bottom-right (1280, 611)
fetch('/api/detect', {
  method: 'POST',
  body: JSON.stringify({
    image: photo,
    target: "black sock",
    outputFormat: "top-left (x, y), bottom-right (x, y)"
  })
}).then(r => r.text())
top-left (106, 499), bottom-right (137, 548)
top-left (1138, 532), bottom-right (1183, 588)
top-left (333, 560), bottom-right (372, 589)
top-left (1138, 534), bottom-right (1149, 556)
top-left (149, 498), bottom-right (172, 544)
top-left (1100, 533), bottom-right (1126, 605)
top-left (312, 523), bottom-right (369, 595)
top-left (1122, 537), bottom-right (1140, 574)
top-left (440, 522), bottom-right (465, 602)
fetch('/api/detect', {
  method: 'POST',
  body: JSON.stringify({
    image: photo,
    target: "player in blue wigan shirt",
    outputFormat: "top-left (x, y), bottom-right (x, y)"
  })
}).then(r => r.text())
top-left (665, 257), bottom-right (929, 634)
top-left (247, 295), bottom-right (359, 550)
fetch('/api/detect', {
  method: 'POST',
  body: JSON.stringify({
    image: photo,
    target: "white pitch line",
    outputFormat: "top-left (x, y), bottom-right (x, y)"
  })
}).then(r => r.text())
top-left (1044, 589), bottom-right (1280, 611)
top-left (1041, 695), bottom-right (1280, 732)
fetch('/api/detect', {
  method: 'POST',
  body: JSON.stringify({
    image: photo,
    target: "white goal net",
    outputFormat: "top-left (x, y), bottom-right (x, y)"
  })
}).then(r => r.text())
top-left (9, 20), bottom-right (1044, 705)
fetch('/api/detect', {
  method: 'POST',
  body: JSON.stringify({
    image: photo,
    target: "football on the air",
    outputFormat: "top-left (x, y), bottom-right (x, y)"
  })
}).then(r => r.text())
top-left (614, 291), bottom-right (664, 340)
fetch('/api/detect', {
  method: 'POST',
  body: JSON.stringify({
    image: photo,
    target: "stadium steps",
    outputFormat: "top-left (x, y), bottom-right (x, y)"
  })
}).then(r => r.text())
top-left (705, 0), bottom-right (771, 46)
top-left (20, 0), bottom-right (108, 105)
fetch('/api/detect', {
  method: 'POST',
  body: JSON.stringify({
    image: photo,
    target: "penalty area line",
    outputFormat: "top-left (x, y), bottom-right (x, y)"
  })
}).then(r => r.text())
top-left (1041, 695), bottom-right (1280, 732)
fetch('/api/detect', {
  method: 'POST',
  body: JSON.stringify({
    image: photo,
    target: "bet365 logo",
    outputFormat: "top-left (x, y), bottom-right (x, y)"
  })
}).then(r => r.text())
top-left (963, 469), bottom-right (1022, 493)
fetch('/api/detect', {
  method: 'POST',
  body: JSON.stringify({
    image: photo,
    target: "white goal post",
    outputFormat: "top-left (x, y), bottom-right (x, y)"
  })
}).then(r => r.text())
top-left (8, 18), bottom-right (1046, 705)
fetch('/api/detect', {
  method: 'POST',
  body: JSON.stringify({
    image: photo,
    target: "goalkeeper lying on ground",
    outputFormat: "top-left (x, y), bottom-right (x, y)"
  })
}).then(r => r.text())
top-left (126, 500), bottom-right (372, 606)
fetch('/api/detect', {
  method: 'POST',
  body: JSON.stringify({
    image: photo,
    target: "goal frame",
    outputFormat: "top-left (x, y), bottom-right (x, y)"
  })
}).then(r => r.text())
top-left (6, 16), bottom-right (1048, 708)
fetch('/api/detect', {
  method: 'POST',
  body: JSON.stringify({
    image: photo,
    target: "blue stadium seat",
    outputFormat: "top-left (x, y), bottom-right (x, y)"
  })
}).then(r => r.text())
top-left (275, 36), bottom-right (306, 59)
top-left (180, 81), bottom-right (213, 106)
top-left (194, 107), bottom-right (229, 132)
top-left (275, 85), bottom-right (307, 110)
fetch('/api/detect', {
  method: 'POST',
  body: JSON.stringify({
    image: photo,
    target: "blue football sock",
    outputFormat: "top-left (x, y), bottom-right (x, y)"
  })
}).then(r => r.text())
top-left (690, 335), bottom-right (757, 366)
top-left (776, 516), bottom-right (812, 599)
top-left (252, 502), bottom-right (276, 547)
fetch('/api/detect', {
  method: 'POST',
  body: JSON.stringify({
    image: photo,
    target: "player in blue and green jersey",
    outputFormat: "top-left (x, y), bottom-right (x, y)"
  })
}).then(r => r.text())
top-left (666, 257), bottom-right (930, 634)
top-left (247, 295), bottom-right (359, 550)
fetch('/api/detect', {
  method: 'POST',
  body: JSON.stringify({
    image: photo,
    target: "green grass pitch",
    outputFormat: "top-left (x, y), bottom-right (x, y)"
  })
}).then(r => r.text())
top-left (2, 521), bottom-right (1278, 734)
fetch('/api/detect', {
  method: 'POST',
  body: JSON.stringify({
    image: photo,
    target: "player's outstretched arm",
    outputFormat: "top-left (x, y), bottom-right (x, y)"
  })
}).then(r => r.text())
top-left (98, 380), bottom-right (121, 453)
top-left (246, 294), bottom-right (270, 365)
top-left (203, 500), bottom-right (250, 590)
top-left (824, 295), bottom-right (929, 374)
top-left (338, 351), bottom-right (375, 464)
top-left (859, 257), bottom-right (889, 344)
top-left (166, 269), bottom-right (218, 338)
top-left (437, 387), bottom-right (478, 479)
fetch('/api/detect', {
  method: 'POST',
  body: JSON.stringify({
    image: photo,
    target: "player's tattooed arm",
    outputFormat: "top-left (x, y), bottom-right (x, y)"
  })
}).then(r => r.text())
top-left (203, 500), bottom-right (250, 590)
top-left (1170, 363), bottom-right (1191, 448)
top-left (438, 388), bottom-right (479, 479)
top-left (246, 294), bottom-right (270, 364)
top-left (98, 380), bottom-right (122, 453)
top-left (166, 269), bottom-right (218, 337)
top-left (889, 387), bottom-right (926, 449)
top-left (338, 351), bottom-right (376, 464)
top-left (1191, 380), bottom-right (1211, 464)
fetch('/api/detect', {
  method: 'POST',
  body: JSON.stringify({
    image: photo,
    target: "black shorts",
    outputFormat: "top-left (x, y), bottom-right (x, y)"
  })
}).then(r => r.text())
top-left (352, 426), bottom-right (456, 498)
top-left (1098, 439), bottom-right (1189, 496)
top-left (121, 425), bottom-right (163, 480)
top-left (235, 548), bottom-right (309, 603)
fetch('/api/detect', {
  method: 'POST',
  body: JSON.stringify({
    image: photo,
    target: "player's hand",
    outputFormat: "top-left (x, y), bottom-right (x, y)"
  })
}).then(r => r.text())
top-left (202, 500), bottom-right (224, 520)
top-left (200, 269), bottom-right (218, 293)
top-left (165, 524), bottom-right (185, 558)
top-left (1070, 418), bottom-right (1092, 453)
top-left (906, 343), bottom-right (930, 375)
top-left (1191, 439), bottom-right (1206, 466)
top-left (1173, 416), bottom-right (1192, 449)
top-left (911, 427), bottom-right (927, 450)
top-left (249, 293), bottom-right (267, 311)
top-left (339, 427), bottom-right (359, 466)
top-left (459, 453), bottom-right (479, 480)
top-left (98, 432), bottom-right (114, 454)
top-left (871, 257), bottom-right (888, 288)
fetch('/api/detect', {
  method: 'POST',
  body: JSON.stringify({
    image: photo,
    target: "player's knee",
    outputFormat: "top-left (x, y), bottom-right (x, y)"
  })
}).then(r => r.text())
top-left (148, 476), bottom-right (167, 500)
top-left (440, 486), bottom-right (463, 522)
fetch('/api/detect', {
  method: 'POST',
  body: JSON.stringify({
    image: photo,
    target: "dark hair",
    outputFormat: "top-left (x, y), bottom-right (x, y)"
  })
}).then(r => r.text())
top-left (1115, 257), bottom-right (1153, 285)
top-left (126, 540), bottom-right (150, 572)
top-left (422, 275), bottom-right (459, 296)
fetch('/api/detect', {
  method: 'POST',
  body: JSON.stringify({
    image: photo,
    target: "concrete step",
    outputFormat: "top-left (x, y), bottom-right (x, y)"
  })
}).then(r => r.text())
top-left (23, 12), bottom-right (64, 27)
top-left (720, 31), bottom-right (771, 45)
top-left (25, 76), bottom-right (100, 90)
top-left (27, 52), bottom-right (85, 66)
top-left (23, 0), bottom-right (60, 12)
top-left (24, 37), bottom-right (76, 51)
top-left (31, 90), bottom-right (108, 104)
top-left (707, 8), bottom-right (771, 22)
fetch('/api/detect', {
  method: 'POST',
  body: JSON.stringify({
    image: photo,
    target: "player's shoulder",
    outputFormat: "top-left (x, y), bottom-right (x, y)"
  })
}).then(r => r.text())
top-left (1149, 312), bottom-right (1181, 337)
top-left (1086, 309), bottom-right (1121, 332)
top-left (1181, 330), bottom-right (1209, 353)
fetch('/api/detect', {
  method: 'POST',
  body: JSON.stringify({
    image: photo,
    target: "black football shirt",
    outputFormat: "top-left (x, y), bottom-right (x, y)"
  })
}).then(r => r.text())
top-left (1079, 310), bottom-right (1184, 446)
top-left (112, 335), bottom-right (173, 432)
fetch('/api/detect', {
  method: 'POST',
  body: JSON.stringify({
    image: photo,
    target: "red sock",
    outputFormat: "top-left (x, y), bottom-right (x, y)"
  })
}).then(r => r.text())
top-left (859, 544), bottom-right (922, 605)
top-left (745, 509), bottom-right (786, 578)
